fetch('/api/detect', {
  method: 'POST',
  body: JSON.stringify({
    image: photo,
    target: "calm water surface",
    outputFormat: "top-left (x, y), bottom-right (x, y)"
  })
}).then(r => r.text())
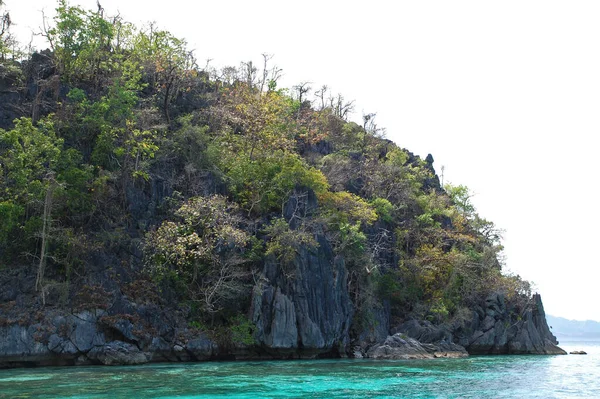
top-left (1, 340), bottom-right (598, 399)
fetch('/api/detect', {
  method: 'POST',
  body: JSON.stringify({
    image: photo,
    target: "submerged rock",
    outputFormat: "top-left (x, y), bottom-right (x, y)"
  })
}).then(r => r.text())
top-left (569, 351), bottom-right (587, 355)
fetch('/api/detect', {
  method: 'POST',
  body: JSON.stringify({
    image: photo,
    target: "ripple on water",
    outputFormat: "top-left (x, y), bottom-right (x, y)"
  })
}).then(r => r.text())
top-left (0, 342), bottom-right (599, 399)
top-left (0, 375), bottom-right (53, 382)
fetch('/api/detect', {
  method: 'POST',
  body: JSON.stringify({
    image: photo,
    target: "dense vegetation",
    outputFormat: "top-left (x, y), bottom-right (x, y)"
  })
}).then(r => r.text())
top-left (0, 1), bottom-right (531, 337)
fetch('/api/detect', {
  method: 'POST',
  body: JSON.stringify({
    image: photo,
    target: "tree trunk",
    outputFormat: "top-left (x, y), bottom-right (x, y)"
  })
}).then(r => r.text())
top-left (36, 174), bottom-right (57, 292)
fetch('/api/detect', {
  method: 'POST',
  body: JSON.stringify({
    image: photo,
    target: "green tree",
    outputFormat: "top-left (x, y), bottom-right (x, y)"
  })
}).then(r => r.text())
top-left (145, 195), bottom-right (251, 315)
top-left (132, 25), bottom-right (196, 123)
top-left (264, 217), bottom-right (317, 273)
top-left (0, 118), bottom-right (62, 285)
top-left (222, 150), bottom-right (328, 215)
top-left (0, 117), bottom-right (63, 204)
top-left (47, 0), bottom-right (115, 85)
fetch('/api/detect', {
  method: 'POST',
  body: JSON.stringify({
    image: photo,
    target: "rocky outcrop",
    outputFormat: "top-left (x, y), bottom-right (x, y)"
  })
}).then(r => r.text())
top-left (185, 335), bottom-right (218, 360)
top-left (0, 298), bottom-right (223, 368)
top-left (366, 333), bottom-right (467, 359)
top-left (251, 234), bottom-right (353, 358)
top-left (0, 51), bottom-right (60, 130)
top-left (87, 341), bottom-right (149, 365)
top-left (371, 293), bottom-right (566, 358)
top-left (0, 324), bottom-right (54, 366)
top-left (0, 280), bottom-right (566, 368)
top-left (0, 63), bottom-right (24, 130)
top-left (364, 320), bottom-right (468, 360)
top-left (394, 319), bottom-right (452, 343)
top-left (454, 293), bottom-right (566, 355)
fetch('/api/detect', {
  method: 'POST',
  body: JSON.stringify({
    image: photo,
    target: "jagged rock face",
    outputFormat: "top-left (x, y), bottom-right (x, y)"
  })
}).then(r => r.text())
top-left (0, 51), bottom-right (61, 131)
top-left (393, 319), bottom-right (452, 344)
top-left (380, 293), bottom-right (566, 357)
top-left (251, 235), bottom-right (353, 357)
top-left (454, 293), bottom-right (566, 355)
top-left (0, 324), bottom-right (53, 366)
top-left (0, 298), bottom-right (221, 368)
top-left (0, 274), bottom-right (564, 367)
top-left (0, 64), bottom-right (24, 130)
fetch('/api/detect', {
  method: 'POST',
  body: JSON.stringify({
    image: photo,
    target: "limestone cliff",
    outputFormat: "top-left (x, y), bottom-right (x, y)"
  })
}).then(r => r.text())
top-left (455, 293), bottom-right (565, 355)
top-left (0, 262), bottom-right (565, 368)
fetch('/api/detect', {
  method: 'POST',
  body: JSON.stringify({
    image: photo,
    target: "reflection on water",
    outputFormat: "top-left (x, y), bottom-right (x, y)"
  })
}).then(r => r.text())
top-left (0, 341), bottom-right (598, 399)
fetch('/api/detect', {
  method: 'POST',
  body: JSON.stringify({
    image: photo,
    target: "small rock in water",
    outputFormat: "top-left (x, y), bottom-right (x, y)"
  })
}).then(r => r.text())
top-left (569, 351), bottom-right (587, 355)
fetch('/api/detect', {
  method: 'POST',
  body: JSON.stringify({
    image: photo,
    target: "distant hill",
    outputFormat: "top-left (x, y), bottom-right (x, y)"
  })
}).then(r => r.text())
top-left (547, 315), bottom-right (600, 339)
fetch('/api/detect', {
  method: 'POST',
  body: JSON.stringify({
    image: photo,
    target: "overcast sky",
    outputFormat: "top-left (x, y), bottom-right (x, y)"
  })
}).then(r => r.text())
top-left (6, 0), bottom-right (600, 321)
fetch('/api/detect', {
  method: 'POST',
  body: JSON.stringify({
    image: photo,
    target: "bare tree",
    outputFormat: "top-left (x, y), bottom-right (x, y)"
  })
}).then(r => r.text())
top-left (292, 81), bottom-right (312, 119)
top-left (330, 93), bottom-right (354, 120)
top-left (314, 85), bottom-right (328, 110)
top-left (198, 254), bottom-right (249, 316)
top-left (293, 81), bottom-right (311, 103)
top-left (0, 0), bottom-right (14, 61)
top-left (240, 60), bottom-right (257, 87)
top-left (259, 53), bottom-right (283, 92)
top-left (363, 112), bottom-right (385, 138)
top-left (219, 65), bottom-right (239, 85)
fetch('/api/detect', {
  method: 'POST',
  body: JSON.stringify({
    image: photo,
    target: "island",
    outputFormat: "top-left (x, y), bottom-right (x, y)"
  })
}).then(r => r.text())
top-left (0, 1), bottom-right (564, 368)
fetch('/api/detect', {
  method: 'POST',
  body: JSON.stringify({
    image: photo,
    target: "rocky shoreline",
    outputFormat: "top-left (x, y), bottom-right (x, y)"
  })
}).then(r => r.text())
top-left (0, 291), bottom-right (565, 368)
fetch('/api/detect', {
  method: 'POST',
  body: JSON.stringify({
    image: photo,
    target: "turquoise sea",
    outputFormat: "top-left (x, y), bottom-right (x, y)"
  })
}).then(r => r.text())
top-left (1, 340), bottom-right (598, 399)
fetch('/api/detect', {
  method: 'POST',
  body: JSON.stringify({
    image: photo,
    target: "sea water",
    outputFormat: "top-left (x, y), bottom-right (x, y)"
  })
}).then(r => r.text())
top-left (1, 340), bottom-right (598, 399)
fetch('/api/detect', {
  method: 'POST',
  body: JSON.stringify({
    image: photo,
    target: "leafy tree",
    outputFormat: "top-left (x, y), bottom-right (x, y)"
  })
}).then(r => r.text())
top-left (132, 24), bottom-right (196, 123)
top-left (46, 0), bottom-right (115, 85)
top-left (264, 217), bottom-right (317, 276)
top-left (217, 84), bottom-right (297, 159)
top-left (145, 195), bottom-right (251, 315)
top-left (0, 117), bottom-right (63, 204)
top-left (222, 150), bottom-right (328, 215)
top-left (370, 197), bottom-right (394, 223)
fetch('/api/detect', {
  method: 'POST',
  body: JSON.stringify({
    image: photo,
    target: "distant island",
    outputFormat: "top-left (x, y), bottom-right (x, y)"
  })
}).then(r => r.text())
top-left (547, 315), bottom-right (600, 339)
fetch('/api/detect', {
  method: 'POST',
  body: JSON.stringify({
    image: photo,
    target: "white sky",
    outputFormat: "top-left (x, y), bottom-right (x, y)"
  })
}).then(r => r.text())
top-left (6, 0), bottom-right (600, 321)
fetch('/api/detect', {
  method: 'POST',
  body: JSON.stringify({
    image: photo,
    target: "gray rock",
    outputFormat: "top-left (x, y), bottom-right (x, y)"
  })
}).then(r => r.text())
top-left (147, 337), bottom-right (178, 362)
top-left (394, 320), bottom-right (451, 343)
top-left (87, 341), bottom-right (148, 365)
top-left (186, 335), bottom-right (217, 360)
top-left (357, 303), bottom-right (390, 346)
top-left (366, 333), bottom-right (467, 360)
top-left (252, 285), bottom-right (298, 349)
top-left (294, 248), bottom-right (353, 353)
top-left (47, 334), bottom-right (78, 357)
top-left (67, 311), bottom-right (106, 353)
top-left (110, 318), bottom-right (138, 342)
top-left (251, 235), bottom-right (353, 356)
top-left (485, 293), bottom-right (506, 319)
top-left (367, 334), bottom-right (433, 359)
top-left (422, 341), bottom-right (469, 358)
top-left (458, 293), bottom-right (566, 355)
top-left (0, 324), bottom-right (51, 364)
